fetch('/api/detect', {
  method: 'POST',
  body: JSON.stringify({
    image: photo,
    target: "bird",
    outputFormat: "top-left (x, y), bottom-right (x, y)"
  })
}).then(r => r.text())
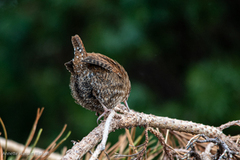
top-left (65, 35), bottom-right (131, 121)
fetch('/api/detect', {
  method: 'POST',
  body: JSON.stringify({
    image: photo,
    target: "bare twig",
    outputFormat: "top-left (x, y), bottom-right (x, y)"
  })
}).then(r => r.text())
top-left (35, 124), bottom-right (68, 160)
top-left (28, 128), bottom-right (43, 160)
top-left (41, 130), bottom-right (71, 160)
top-left (186, 134), bottom-right (239, 159)
top-left (17, 107), bottom-right (44, 160)
top-left (0, 137), bottom-right (62, 160)
top-left (125, 128), bottom-right (138, 154)
top-left (218, 120), bottom-right (240, 131)
top-left (201, 143), bottom-right (214, 160)
top-left (135, 127), bottom-right (149, 159)
top-left (90, 110), bottom-right (115, 160)
top-left (147, 127), bottom-right (173, 160)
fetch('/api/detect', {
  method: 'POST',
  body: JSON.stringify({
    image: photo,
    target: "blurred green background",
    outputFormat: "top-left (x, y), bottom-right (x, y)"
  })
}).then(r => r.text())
top-left (0, 0), bottom-right (240, 151)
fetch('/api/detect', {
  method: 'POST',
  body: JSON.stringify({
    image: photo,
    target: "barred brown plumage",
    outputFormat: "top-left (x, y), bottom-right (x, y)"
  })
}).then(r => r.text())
top-left (65, 35), bottom-right (131, 120)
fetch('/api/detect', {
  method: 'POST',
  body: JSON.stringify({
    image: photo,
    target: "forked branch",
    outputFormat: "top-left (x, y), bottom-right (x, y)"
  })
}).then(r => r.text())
top-left (62, 107), bottom-right (239, 159)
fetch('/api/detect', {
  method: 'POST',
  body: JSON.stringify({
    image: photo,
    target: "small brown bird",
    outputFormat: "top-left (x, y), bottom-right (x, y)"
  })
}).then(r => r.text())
top-left (65, 35), bottom-right (131, 120)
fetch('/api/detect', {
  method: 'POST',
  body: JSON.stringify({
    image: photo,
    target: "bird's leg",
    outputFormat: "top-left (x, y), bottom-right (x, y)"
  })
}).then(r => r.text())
top-left (124, 100), bottom-right (130, 111)
top-left (97, 101), bottom-right (111, 124)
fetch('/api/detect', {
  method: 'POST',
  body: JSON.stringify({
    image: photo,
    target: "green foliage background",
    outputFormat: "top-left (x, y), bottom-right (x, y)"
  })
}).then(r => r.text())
top-left (0, 0), bottom-right (240, 150)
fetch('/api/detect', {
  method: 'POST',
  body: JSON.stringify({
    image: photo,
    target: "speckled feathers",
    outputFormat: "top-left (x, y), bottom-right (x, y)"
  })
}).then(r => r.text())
top-left (65, 35), bottom-right (131, 113)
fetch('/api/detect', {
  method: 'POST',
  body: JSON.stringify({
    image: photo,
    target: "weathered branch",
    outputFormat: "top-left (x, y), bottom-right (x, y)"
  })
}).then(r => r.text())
top-left (63, 108), bottom-right (239, 159)
top-left (89, 110), bottom-right (116, 160)
top-left (0, 137), bottom-right (62, 160)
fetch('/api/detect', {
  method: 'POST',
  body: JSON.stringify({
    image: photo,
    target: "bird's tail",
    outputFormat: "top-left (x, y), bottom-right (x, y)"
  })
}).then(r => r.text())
top-left (71, 35), bottom-right (87, 59)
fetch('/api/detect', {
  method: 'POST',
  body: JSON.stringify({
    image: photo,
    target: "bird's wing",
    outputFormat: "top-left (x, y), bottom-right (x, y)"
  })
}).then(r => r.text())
top-left (82, 54), bottom-right (122, 77)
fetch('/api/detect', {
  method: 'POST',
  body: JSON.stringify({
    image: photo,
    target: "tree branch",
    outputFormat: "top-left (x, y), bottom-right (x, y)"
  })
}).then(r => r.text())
top-left (0, 137), bottom-right (62, 160)
top-left (62, 108), bottom-right (239, 159)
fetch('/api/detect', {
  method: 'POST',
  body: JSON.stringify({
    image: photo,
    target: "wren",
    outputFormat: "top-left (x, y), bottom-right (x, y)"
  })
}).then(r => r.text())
top-left (65, 35), bottom-right (131, 119)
